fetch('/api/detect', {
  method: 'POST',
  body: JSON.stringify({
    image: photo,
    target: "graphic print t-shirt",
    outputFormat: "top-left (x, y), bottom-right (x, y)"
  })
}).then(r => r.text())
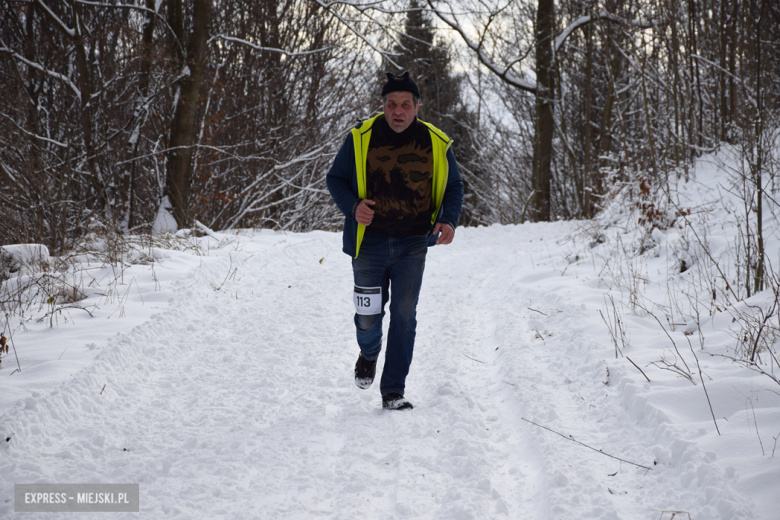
top-left (365, 116), bottom-right (434, 237)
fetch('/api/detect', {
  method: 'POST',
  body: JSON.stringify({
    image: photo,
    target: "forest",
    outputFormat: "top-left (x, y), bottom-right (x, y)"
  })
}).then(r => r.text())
top-left (1, 0), bottom-right (779, 277)
top-left (1, 5), bottom-right (780, 514)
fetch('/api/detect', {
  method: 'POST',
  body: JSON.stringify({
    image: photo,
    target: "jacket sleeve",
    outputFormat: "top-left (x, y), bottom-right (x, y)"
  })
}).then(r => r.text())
top-left (437, 147), bottom-right (464, 229)
top-left (326, 134), bottom-right (361, 218)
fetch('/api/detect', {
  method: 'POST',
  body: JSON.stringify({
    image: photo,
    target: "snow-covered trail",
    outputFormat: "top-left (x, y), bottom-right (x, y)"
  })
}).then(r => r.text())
top-left (0, 224), bottom-right (760, 519)
top-left (420, 223), bottom-right (660, 520)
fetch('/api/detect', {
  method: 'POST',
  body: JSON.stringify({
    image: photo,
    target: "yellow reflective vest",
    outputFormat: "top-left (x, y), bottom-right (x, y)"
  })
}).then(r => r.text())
top-left (350, 114), bottom-right (453, 258)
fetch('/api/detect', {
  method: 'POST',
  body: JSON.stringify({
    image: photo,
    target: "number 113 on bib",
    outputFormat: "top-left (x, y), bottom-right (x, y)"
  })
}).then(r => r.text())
top-left (353, 286), bottom-right (381, 315)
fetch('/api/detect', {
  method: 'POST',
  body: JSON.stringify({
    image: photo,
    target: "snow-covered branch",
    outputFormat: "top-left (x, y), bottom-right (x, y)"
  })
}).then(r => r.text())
top-left (426, 0), bottom-right (537, 93)
top-left (554, 11), bottom-right (656, 56)
top-left (314, 0), bottom-right (405, 15)
top-left (270, 145), bottom-right (330, 171)
top-left (313, 0), bottom-right (403, 68)
top-left (0, 47), bottom-right (82, 101)
top-left (213, 35), bottom-right (340, 57)
top-left (33, 0), bottom-right (76, 39)
top-left (74, 0), bottom-right (158, 15)
top-left (0, 113), bottom-right (69, 148)
top-left (116, 144), bottom-right (244, 167)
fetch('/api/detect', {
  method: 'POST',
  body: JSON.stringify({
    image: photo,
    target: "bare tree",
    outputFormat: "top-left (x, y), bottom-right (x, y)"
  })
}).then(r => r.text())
top-left (164, 0), bottom-right (211, 229)
top-left (1, 0), bottom-right (778, 253)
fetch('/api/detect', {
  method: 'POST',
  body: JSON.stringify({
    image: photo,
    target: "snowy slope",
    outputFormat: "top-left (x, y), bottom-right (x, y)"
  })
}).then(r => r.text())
top-left (1, 158), bottom-right (779, 519)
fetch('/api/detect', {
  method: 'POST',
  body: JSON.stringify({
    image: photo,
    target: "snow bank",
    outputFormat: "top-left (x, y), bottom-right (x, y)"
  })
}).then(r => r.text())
top-left (0, 244), bottom-right (50, 276)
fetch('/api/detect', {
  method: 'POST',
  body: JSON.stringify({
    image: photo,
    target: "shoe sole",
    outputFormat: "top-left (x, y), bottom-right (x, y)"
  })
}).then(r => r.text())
top-left (355, 377), bottom-right (374, 389)
top-left (382, 399), bottom-right (414, 410)
top-left (354, 354), bottom-right (376, 390)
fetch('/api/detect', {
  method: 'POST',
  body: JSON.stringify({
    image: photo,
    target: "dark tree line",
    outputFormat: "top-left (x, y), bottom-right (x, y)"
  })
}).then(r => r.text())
top-left (428, 0), bottom-right (779, 225)
top-left (385, 1), bottom-right (492, 226)
top-left (0, 0), bottom-right (376, 252)
top-left (1, 0), bottom-right (779, 280)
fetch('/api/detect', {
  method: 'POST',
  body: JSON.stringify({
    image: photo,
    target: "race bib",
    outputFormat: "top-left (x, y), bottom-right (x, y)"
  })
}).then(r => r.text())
top-left (353, 285), bottom-right (381, 315)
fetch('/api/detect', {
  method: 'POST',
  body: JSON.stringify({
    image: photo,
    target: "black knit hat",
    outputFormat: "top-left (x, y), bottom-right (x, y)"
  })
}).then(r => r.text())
top-left (381, 71), bottom-right (421, 99)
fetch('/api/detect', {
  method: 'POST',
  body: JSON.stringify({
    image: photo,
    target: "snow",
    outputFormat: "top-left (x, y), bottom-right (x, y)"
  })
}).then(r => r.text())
top-left (152, 197), bottom-right (178, 235)
top-left (1, 152), bottom-right (779, 519)
top-left (1, 244), bottom-right (50, 274)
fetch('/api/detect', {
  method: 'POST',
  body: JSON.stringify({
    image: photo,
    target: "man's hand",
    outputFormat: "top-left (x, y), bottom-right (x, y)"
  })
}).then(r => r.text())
top-left (355, 199), bottom-right (375, 226)
top-left (433, 222), bottom-right (455, 245)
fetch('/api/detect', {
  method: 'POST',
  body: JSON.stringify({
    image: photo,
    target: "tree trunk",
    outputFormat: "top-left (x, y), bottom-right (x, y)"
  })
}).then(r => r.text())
top-left (753, 0), bottom-right (765, 296)
top-left (34, 0), bottom-right (106, 210)
top-left (583, 15), bottom-right (594, 217)
top-left (669, 0), bottom-right (682, 166)
top-left (165, 0), bottom-right (211, 229)
top-left (728, 0), bottom-right (738, 143)
top-left (122, 0), bottom-right (157, 230)
top-left (70, 1), bottom-right (105, 210)
top-left (599, 68), bottom-right (615, 170)
top-left (24, 3), bottom-right (40, 138)
top-left (532, 0), bottom-right (555, 222)
top-left (718, 0), bottom-right (728, 142)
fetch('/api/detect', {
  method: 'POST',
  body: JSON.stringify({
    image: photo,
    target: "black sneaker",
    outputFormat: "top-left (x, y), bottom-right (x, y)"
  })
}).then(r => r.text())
top-left (354, 353), bottom-right (377, 389)
top-left (382, 392), bottom-right (414, 410)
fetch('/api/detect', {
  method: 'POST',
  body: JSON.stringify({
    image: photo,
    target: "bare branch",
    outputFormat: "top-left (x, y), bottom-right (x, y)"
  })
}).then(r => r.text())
top-left (313, 0), bottom-right (403, 68)
top-left (0, 113), bottom-right (69, 148)
top-left (554, 12), bottom-right (654, 56)
top-left (33, 0), bottom-right (76, 38)
top-left (0, 48), bottom-right (82, 101)
top-left (427, 0), bottom-right (537, 93)
top-left (213, 35), bottom-right (340, 57)
top-left (521, 418), bottom-right (653, 471)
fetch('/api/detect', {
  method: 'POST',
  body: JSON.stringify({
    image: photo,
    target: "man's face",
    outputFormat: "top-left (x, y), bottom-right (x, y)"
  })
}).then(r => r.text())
top-left (383, 91), bottom-right (419, 133)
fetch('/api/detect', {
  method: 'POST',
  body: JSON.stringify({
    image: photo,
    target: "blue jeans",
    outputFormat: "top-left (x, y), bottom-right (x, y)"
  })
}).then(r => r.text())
top-left (352, 233), bottom-right (428, 396)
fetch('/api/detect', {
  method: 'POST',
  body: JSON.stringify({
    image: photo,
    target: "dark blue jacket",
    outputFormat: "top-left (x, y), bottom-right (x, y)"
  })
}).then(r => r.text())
top-left (326, 118), bottom-right (464, 257)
